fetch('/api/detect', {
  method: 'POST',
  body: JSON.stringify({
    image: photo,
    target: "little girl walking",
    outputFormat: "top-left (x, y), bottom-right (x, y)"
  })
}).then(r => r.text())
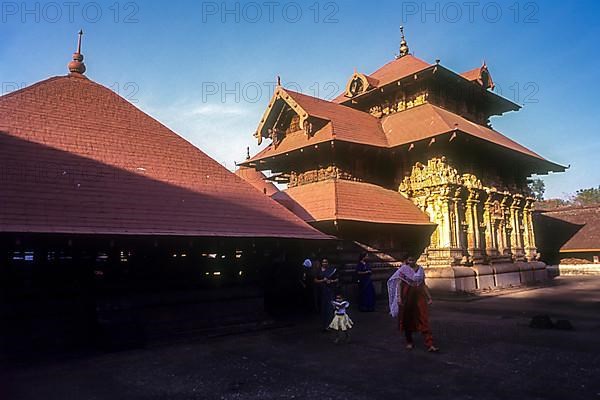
top-left (329, 294), bottom-right (353, 343)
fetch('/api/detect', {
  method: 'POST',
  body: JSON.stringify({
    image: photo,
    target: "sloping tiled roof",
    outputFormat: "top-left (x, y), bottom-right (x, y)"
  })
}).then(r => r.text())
top-left (235, 167), bottom-right (279, 196)
top-left (284, 89), bottom-right (387, 146)
top-left (368, 55), bottom-right (432, 87)
top-left (461, 67), bottom-right (481, 82)
top-left (333, 55), bottom-right (432, 103)
top-left (249, 93), bottom-right (562, 171)
top-left (381, 103), bottom-right (564, 169)
top-left (283, 179), bottom-right (433, 225)
top-left (0, 74), bottom-right (330, 239)
top-left (539, 206), bottom-right (600, 251)
top-left (248, 89), bottom-right (387, 162)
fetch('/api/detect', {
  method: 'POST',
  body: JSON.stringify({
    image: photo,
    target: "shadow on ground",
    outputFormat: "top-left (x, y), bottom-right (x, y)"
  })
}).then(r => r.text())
top-left (2, 276), bottom-right (600, 400)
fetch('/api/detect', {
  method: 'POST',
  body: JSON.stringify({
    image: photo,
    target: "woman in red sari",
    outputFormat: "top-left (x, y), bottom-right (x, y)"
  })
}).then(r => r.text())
top-left (396, 257), bottom-right (439, 352)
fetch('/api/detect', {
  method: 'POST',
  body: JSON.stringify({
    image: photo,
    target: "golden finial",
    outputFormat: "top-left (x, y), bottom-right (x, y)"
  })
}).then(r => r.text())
top-left (396, 26), bottom-right (410, 59)
top-left (68, 29), bottom-right (86, 75)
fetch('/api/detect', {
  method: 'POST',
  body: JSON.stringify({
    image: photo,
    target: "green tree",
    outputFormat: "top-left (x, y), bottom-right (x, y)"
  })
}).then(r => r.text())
top-left (573, 186), bottom-right (600, 206)
top-left (528, 178), bottom-right (546, 201)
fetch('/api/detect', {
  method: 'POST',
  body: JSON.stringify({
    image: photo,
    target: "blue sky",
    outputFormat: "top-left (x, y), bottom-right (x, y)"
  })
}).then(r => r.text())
top-left (1, 0), bottom-right (598, 199)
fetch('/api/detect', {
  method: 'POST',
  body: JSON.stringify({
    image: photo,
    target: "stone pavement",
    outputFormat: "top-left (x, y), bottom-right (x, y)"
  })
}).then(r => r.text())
top-left (2, 276), bottom-right (600, 400)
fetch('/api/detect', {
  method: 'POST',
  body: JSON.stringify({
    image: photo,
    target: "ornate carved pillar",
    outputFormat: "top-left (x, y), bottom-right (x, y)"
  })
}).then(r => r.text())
top-left (451, 189), bottom-right (462, 248)
top-left (499, 192), bottom-right (513, 259)
top-left (483, 190), bottom-right (500, 259)
top-left (510, 194), bottom-right (526, 261)
top-left (465, 188), bottom-right (485, 263)
top-left (522, 198), bottom-right (538, 261)
top-left (398, 158), bottom-right (465, 267)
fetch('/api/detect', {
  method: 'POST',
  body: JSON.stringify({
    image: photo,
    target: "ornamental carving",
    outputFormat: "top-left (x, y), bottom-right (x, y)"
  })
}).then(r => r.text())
top-left (399, 157), bottom-right (461, 194)
top-left (344, 72), bottom-right (373, 98)
top-left (399, 157), bottom-right (491, 196)
top-left (369, 92), bottom-right (428, 118)
top-left (288, 166), bottom-right (359, 187)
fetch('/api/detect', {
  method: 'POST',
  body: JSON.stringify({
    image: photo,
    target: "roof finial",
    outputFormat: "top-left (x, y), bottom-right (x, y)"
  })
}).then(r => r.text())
top-left (396, 26), bottom-right (410, 59)
top-left (246, 146), bottom-right (250, 160)
top-left (276, 75), bottom-right (281, 86)
top-left (68, 29), bottom-right (86, 75)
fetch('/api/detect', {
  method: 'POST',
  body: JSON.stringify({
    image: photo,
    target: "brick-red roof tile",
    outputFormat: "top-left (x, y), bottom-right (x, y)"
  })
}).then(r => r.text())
top-left (283, 179), bottom-right (433, 225)
top-left (248, 89), bottom-right (387, 162)
top-left (249, 94), bottom-right (562, 172)
top-left (382, 103), bottom-right (564, 170)
top-left (235, 167), bottom-right (279, 196)
top-left (333, 55), bottom-right (432, 103)
top-left (0, 75), bottom-right (330, 239)
top-left (461, 67), bottom-right (481, 82)
top-left (368, 55), bottom-right (432, 87)
top-left (539, 206), bottom-right (600, 251)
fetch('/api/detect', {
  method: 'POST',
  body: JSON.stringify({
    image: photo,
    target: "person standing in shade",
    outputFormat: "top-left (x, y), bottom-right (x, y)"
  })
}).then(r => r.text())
top-left (387, 256), bottom-right (439, 352)
top-left (356, 252), bottom-right (376, 312)
top-left (299, 258), bottom-right (315, 313)
top-left (314, 257), bottom-right (338, 331)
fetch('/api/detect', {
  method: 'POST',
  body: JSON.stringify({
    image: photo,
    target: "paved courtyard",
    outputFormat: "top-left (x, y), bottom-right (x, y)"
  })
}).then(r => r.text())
top-left (2, 276), bottom-right (600, 400)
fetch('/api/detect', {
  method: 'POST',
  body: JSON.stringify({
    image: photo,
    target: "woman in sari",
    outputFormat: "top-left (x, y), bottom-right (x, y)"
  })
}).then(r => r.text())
top-left (314, 258), bottom-right (338, 331)
top-left (356, 252), bottom-right (375, 312)
top-left (387, 257), bottom-right (439, 352)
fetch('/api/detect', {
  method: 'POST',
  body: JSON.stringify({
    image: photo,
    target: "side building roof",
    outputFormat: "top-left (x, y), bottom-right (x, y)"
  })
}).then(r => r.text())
top-left (0, 74), bottom-right (330, 239)
top-left (537, 206), bottom-right (600, 252)
top-left (283, 179), bottom-right (434, 226)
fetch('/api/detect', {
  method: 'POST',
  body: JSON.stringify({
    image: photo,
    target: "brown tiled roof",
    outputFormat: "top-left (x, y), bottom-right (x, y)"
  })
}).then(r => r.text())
top-left (368, 55), bottom-right (432, 87)
top-left (381, 103), bottom-right (564, 169)
top-left (461, 67), bottom-right (481, 82)
top-left (539, 206), bottom-right (600, 251)
top-left (284, 89), bottom-right (387, 146)
top-left (283, 179), bottom-right (433, 225)
top-left (235, 167), bottom-right (279, 196)
top-left (0, 75), bottom-right (330, 239)
top-left (248, 89), bottom-right (387, 162)
top-left (333, 55), bottom-right (432, 103)
top-left (249, 95), bottom-right (562, 171)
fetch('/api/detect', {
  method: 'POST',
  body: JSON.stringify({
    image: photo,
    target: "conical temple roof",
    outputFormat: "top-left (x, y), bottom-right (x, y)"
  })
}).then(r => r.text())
top-left (0, 75), bottom-right (329, 239)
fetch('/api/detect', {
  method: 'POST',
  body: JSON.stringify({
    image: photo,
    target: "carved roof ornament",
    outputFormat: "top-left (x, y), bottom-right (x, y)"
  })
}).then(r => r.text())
top-left (479, 61), bottom-right (495, 90)
top-left (254, 87), bottom-right (310, 145)
top-left (68, 29), bottom-right (86, 75)
top-left (343, 72), bottom-right (374, 98)
top-left (396, 26), bottom-right (410, 59)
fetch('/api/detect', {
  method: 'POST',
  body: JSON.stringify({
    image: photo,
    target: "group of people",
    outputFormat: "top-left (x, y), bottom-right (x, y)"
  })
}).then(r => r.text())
top-left (301, 253), bottom-right (439, 352)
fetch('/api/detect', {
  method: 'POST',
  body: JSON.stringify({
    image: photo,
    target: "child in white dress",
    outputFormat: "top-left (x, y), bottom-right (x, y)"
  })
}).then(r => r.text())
top-left (329, 294), bottom-right (353, 343)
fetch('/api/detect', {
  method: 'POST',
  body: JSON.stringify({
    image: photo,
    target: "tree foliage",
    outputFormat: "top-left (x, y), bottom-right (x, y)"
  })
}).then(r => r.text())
top-left (536, 185), bottom-right (600, 209)
top-left (528, 178), bottom-right (545, 201)
top-left (573, 186), bottom-right (600, 206)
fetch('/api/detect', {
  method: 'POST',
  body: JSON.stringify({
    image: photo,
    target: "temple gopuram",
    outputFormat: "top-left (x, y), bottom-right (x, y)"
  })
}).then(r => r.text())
top-left (239, 28), bottom-right (566, 291)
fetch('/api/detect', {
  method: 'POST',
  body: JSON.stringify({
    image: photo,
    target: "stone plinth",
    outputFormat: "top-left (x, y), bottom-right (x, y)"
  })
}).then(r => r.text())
top-left (425, 267), bottom-right (477, 292)
top-left (515, 261), bottom-right (535, 284)
top-left (491, 263), bottom-right (522, 288)
top-left (471, 265), bottom-right (495, 290)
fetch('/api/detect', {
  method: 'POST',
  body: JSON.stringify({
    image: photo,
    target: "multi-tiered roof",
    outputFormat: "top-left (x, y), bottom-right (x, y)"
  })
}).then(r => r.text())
top-left (240, 30), bottom-right (565, 229)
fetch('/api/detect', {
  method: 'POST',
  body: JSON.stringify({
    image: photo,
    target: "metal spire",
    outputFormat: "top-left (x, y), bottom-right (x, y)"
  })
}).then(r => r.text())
top-left (396, 26), bottom-right (410, 59)
top-left (68, 29), bottom-right (86, 74)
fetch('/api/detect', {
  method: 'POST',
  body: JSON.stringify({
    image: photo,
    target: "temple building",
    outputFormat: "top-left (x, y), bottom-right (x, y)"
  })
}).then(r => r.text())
top-left (535, 205), bottom-right (600, 273)
top-left (239, 28), bottom-right (566, 291)
top-left (0, 32), bottom-right (331, 352)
